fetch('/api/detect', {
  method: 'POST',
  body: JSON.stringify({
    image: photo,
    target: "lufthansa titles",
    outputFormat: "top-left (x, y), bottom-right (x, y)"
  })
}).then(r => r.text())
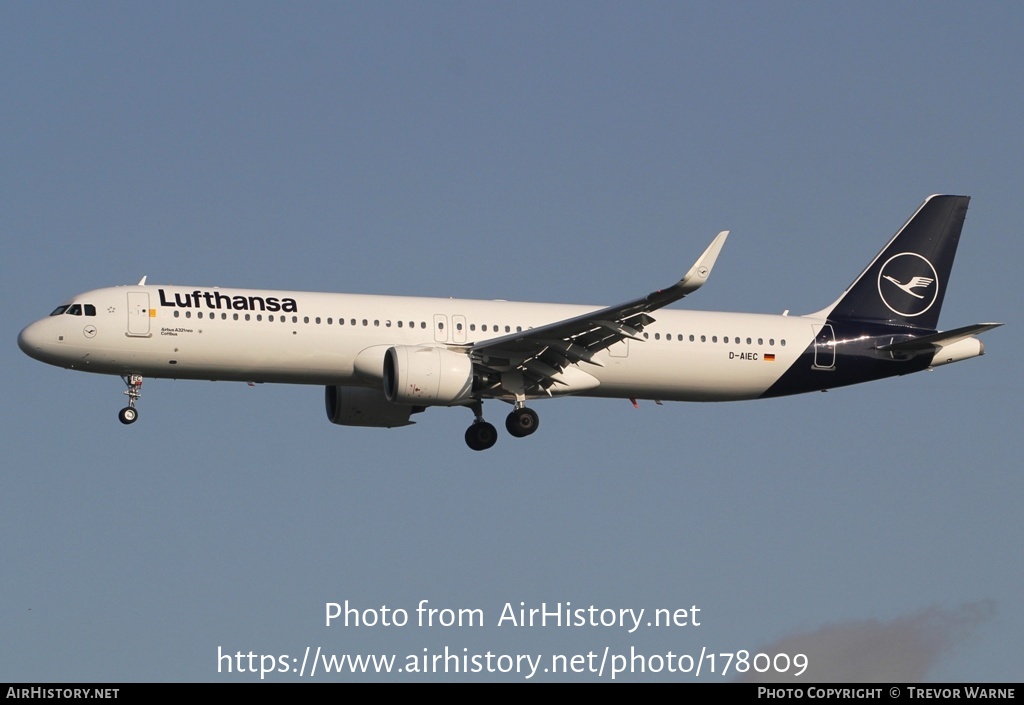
top-left (158, 288), bottom-right (298, 313)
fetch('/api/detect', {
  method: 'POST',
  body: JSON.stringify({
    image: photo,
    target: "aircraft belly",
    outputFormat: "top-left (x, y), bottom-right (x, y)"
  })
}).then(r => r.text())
top-left (65, 324), bottom-right (365, 384)
top-left (168, 328), bottom-right (364, 383)
top-left (589, 342), bottom-right (801, 402)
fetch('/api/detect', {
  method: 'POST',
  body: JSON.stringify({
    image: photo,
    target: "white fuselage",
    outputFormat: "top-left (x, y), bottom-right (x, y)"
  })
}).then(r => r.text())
top-left (19, 284), bottom-right (817, 402)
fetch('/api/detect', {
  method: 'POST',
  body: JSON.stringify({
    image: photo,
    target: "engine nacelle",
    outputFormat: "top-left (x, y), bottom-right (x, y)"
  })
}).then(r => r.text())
top-left (325, 385), bottom-right (422, 428)
top-left (383, 345), bottom-right (474, 405)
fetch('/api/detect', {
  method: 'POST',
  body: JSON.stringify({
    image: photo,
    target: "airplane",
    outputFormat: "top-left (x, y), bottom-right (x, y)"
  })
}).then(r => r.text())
top-left (18, 195), bottom-right (1001, 451)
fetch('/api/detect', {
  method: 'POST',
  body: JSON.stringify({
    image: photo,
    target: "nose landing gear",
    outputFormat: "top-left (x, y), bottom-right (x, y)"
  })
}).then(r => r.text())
top-left (119, 374), bottom-right (143, 425)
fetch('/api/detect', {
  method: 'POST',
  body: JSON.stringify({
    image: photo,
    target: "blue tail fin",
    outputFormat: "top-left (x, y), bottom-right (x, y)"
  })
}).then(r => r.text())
top-left (819, 195), bottom-right (970, 331)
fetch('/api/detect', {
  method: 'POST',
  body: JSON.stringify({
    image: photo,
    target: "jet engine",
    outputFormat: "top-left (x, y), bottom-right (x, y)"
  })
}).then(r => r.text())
top-left (325, 385), bottom-right (423, 427)
top-left (383, 345), bottom-right (474, 405)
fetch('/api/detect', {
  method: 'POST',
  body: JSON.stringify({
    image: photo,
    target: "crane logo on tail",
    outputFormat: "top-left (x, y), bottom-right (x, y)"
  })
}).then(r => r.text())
top-left (877, 253), bottom-right (939, 317)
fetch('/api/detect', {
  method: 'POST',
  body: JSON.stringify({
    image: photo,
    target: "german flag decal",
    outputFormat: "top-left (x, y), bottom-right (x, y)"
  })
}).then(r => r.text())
top-left (764, 353), bottom-right (776, 362)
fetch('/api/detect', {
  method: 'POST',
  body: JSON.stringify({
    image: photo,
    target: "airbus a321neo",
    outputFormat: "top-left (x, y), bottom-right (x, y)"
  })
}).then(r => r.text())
top-left (18, 195), bottom-right (1001, 450)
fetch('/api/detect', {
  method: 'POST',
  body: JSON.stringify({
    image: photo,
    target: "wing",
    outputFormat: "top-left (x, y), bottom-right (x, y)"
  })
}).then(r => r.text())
top-left (466, 231), bottom-right (729, 397)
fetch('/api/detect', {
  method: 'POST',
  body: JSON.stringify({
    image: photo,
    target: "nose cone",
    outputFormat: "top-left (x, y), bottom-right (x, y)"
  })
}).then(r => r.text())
top-left (18, 320), bottom-right (50, 362)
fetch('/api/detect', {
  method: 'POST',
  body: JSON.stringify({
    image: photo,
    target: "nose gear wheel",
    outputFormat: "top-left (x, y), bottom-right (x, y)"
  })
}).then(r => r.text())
top-left (119, 374), bottom-right (143, 425)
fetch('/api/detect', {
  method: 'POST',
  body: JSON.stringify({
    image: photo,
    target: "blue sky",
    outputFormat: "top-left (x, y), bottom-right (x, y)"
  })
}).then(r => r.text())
top-left (3, 2), bottom-right (1021, 682)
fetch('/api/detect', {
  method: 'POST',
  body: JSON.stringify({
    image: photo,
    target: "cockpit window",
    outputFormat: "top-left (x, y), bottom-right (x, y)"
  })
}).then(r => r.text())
top-left (50, 303), bottom-right (96, 316)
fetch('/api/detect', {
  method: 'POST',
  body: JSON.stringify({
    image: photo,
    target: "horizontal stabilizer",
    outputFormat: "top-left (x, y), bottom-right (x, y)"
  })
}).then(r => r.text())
top-left (876, 323), bottom-right (1003, 352)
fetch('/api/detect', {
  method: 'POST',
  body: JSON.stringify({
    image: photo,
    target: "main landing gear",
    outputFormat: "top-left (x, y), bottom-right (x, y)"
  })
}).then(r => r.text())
top-left (464, 401), bottom-right (540, 451)
top-left (118, 374), bottom-right (143, 425)
top-left (465, 420), bottom-right (498, 452)
top-left (505, 406), bottom-right (539, 438)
